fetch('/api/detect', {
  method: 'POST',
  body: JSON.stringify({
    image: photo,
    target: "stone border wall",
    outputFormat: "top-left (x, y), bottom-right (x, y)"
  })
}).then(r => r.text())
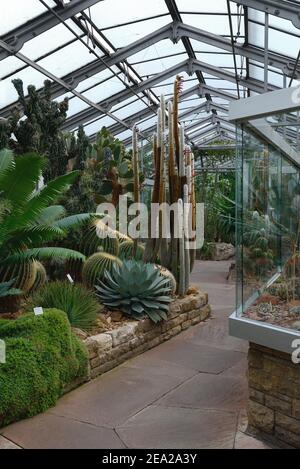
top-left (248, 342), bottom-right (300, 448)
top-left (82, 290), bottom-right (210, 381)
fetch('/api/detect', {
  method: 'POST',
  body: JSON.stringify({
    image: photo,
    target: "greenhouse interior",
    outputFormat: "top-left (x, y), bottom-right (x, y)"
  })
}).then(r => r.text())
top-left (0, 0), bottom-right (300, 453)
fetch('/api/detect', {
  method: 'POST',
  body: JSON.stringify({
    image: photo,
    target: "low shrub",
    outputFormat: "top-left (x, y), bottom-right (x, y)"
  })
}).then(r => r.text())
top-left (0, 309), bottom-right (88, 427)
top-left (26, 281), bottom-right (100, 331)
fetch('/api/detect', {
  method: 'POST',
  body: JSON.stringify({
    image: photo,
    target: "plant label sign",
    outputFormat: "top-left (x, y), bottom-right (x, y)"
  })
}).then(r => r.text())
top-left (67, 274), bottom-right (74, 284)
top-left (34, 307), bottom-right (44, 316)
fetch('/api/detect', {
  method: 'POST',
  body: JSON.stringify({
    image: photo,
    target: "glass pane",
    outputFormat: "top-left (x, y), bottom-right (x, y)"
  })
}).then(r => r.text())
top-left (1, 0), bottom-right (56, 35)
top-left (88, 0), bottom-right (168, 30)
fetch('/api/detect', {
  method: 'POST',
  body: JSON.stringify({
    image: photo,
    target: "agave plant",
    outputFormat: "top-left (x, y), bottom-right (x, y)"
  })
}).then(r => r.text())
top-left (0, 279), bottom-right (21, 298)
top-left (95, 260), bottom-right (172, 323)
top-left (0, 149), bottom-right (98, 301)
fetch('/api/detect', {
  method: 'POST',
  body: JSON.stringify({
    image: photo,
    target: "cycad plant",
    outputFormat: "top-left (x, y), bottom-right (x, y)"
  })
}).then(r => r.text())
top-left (95, 260), bottom-right (172, 323)
top-left (0, 149), bottom-right (95, 310)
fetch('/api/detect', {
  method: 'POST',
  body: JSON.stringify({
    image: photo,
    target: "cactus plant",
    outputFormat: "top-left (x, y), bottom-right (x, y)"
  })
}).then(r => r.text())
top-left (119, 239), bottom-right (145, 261)
top-left (95, 260), bottom-right (172, 323)
top-left (0, 260), bottom-right (37, 294)
top-left (81, 219), bottom-right (119, 257)
top-left (142, 77), bottom-right (195, 296)
top-left (155, 265), bottom-right (177, 295)
top-left (82, 252), bottom-right (122, 289)
top-left (30, 261), bottom-right (47, 292)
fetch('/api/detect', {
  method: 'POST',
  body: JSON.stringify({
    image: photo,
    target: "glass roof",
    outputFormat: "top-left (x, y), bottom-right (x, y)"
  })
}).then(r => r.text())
top-left (0, 0), bottom-right (299, 148)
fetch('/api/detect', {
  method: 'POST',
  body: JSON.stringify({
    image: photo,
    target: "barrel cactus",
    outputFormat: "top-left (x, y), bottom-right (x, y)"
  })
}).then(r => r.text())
top-left (30, 261), bottom-right (47, 292)
top-left (82, 252), bottom-right (122, 289)
top-left (81, 219), bottom-right (119, 257)
top-left (119, 239), bottom-right (145, 261)
top-left (95, 260), bottom-right (172, 323)
top-left (0, 260), bottom-right (37, 293)
top-left (155, 264), bottom-right (177, 295)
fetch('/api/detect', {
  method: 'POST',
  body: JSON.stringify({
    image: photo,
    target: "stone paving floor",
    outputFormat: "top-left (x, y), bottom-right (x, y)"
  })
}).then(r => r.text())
top-left (0, 261), bottom-right (273, 449)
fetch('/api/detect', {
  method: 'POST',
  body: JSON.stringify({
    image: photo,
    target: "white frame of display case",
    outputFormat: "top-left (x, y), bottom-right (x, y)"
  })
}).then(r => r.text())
top-left (228, 86), bottom-right (300, 355)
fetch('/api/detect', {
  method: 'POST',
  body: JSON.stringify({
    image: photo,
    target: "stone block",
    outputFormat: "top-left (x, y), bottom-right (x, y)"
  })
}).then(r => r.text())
top-left (181, 319), bottom-right (192, 330)
top-left (168, 301), bottom-right (181, 318)
top-left (248, 400), bottom-right (274, 434)
top-left (180, 297), bottom-right (194, 313)
top-left (187, 309), bottom-right (200, 320)
top-left (189, 293), bottom-right (207, 310)
top-left (275, 412), bottom-right (300, 435)
top-left (91, 333), bottom-right (113, 352)
top-left (191, 316), bottom-right (202, 325)
top-left (275, 426), bottom-right (300, 448)
top-left (249, 388), bottom-right (265, 405)
top-left (200, 304), bottom-right (211, 320)
top-left (105, 322), bottom-right (138, 347)
top-left (292, 399), bottom-right (300, 419)
top-left (265, 395), bottom-right (292, 415)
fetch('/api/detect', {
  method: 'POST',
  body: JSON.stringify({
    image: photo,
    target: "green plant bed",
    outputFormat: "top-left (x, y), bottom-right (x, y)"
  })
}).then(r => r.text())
top-left (0, 309), bottom-right (88, 428)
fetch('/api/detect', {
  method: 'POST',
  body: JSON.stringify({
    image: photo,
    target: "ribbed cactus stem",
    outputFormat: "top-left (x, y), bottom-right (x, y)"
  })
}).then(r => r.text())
top-left (178, 198), bottom-right (186, 296)
top-left (132, 125), bottom-right (140, 205)
top-left (132, 125), bottom-right (140, 258)
top-left (179, 125), bottom-right (185, 178)
top-left (183, 184), bottom-right (190, 293)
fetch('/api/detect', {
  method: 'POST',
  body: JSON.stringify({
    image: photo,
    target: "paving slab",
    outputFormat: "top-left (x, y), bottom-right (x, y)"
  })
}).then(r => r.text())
top-left (0, 435), bottom-right (21, 449)
top-left (2, 414), bottom-right (125, 449)
top-left (140, 338), bottom-right (246, 374)
top-left (117, 405), bottom-right (237, 449)
top-left (156, 368), bottom-right (248, 411)
top-left (49, 365), bottom-right (190, 427)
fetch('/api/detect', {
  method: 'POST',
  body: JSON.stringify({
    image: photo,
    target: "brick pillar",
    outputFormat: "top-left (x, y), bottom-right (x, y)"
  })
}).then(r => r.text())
top-left (247, 343), bottom-right (300, 447)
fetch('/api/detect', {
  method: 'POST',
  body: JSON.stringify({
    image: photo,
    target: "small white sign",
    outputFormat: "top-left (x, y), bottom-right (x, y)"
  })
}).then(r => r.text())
top-left (67, 274), bottom-right (74, 284)
top-left (34, 307), bottom-right (44, 316)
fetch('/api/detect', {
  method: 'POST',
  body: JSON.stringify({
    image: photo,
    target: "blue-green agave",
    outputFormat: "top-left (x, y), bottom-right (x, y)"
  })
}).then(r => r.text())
top-left (95, 260), bottom-right (172, 323)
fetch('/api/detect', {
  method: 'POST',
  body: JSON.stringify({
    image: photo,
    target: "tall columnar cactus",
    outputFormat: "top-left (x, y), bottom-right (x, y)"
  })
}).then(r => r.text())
top-left (82, 252), bottom-right (122, 289)
top-left (141, 76), bottom-right (196, 296)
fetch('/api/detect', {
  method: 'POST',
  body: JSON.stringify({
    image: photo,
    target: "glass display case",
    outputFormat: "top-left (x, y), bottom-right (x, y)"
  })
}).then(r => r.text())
top-left (229, 87), bottom-right (300, 353)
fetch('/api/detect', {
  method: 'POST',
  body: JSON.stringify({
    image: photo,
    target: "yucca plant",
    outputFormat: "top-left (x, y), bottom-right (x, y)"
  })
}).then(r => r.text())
top-left (26, 281), bottom-right (100, 331)
top-left (95, 260), bottom-right (172, 323)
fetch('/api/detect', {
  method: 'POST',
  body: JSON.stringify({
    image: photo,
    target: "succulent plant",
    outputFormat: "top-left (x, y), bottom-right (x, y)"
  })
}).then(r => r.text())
top-left (81, 219), bottom-right (119, 257)
top-left (0, 279), bottom-right (21, 298)
top-left (82, 252), bottom-right (122, 289)
top-left (0, 260), bottom-right (37, 293)
top-left (30, 261), bottom-right (47, 292)
top-left (119, 239), bottom-right (145, 261)
top-left (155, 264), bottom-right (177, 295)
top-left (95, 260), bottom-right (172, 323)
top-left (26, 281), bottom-right (100, 331)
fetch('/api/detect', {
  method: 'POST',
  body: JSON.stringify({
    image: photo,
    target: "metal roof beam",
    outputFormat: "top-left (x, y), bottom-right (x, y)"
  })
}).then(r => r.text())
top-left (177, 22), bottom-right (300, 78)
top-left (61, 59), bottom-right (191, 130)
top-left (230, 0), bottom-right (300, 29)
top-left (62, 58), bottom-right (278, 131)
top-left (2, 18), bottom-right (291, 119)
top-left (0, 0), bottom-right (102, 61)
